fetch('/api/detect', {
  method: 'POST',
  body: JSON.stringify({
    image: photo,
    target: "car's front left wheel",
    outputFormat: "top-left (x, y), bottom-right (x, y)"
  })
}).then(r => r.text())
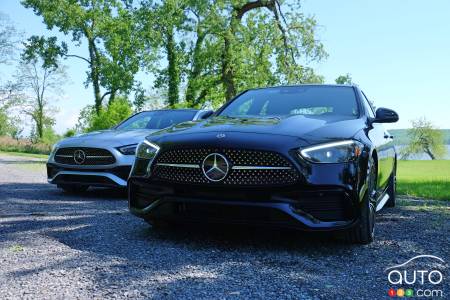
top-left (345, 157), bottom-right (376, 244)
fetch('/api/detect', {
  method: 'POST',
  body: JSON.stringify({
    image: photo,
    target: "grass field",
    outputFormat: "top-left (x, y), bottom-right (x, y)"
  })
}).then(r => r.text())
top-left (397, 160), bottom-right (450, 200)
top-left (0, 151), bottom-right (49, 159)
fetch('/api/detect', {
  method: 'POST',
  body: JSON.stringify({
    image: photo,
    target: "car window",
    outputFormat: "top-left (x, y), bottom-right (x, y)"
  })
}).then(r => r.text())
top-left (219, 86), bottom-right (359, 119)
top-left (360, 91), bottom-right (375, 118)
top-left (116, 111), bottom-right (197, 130)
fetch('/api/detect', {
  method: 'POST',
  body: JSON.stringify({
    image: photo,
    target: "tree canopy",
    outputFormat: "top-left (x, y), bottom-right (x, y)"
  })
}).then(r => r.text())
top-left (402, 117), bottom-right (447, 160)
top-left (22, 0), bottom-right (154, 114)
top-left (22, 0), bottom-right (327, 112)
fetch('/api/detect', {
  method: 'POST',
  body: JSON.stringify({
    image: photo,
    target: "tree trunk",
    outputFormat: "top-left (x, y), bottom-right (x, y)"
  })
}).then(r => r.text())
top-left (88, 39), bottom-right (102, 114)
top-left (221, 28), bottom-right (237, 101)
top-left (425, 148), bottom-right (436, 160)
top-left (108, 89), bottom-right (116, 105)
top-left (166, 27), bottom-right (179, 107)
top-left (36, 95), bottom-right (44, 139)
top-left (221, 1), bottom-right (277, 101)
top-left (36, 116), bottom-right (43, 139)
top-left (186, 30), bottom-right (206, 105)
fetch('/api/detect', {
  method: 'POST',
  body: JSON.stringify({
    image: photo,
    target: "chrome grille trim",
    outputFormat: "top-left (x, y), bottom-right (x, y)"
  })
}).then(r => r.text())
top-left (155, 163), bottom-right (292, 170)
top-left (156, 163), bottom-right (200, 168)
top-left (152, 148), bottom-right (300, 186)
top-left (54, 147), bottom-right (116, 165)
top-left (232, 166), bottom-right (292, 170)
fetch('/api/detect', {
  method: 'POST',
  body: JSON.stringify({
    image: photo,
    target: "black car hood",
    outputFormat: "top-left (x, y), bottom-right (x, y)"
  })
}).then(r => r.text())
top-left (148, 115), bottom-right (364, 147)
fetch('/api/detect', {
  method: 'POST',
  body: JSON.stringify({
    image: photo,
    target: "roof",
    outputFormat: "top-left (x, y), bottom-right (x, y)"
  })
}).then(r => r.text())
top-left (247, 84), bottom-right (358, 91)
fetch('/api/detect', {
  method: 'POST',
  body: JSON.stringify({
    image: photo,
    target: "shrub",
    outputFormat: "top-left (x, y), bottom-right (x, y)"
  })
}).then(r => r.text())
top-left (76, 97), bottom-right (133, 132)
top-left (0, 136), bottom-right (52, 154)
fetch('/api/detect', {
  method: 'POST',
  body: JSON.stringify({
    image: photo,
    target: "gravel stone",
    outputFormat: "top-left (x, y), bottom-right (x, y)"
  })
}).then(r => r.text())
top-left (0, 154), bottom-right (449, 299)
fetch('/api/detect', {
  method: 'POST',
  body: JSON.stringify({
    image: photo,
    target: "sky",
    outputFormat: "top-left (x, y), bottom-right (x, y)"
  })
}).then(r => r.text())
top-left (1, 0), bottom-right (449, 133)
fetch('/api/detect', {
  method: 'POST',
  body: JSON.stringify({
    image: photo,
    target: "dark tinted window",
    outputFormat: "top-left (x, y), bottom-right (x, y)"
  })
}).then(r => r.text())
top-left (219, 86), bottom-right (359, 119)
top-left (116, 110), bottom-right (197, 130)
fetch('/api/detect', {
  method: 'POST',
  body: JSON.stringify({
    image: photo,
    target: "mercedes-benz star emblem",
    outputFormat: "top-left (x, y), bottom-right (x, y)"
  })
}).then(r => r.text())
top-left (73, 149), bottom-right (86, 165)
top-left (216, 133), bottom-right (226, 139)
top-left (202, 153), bottom-right (229, 182)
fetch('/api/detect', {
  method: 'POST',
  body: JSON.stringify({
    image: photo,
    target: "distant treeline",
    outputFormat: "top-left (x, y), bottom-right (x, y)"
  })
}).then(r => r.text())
top-left (389, 129), bottom-right (450, 145)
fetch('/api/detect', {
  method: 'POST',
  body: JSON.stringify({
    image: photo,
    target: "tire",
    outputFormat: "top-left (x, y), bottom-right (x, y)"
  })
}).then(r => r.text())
top-left (58, 184), bottom-right (89, 194)
top-left (345, 157), bottom-right (376, 244)
top-left (385, 164), bottom-right (396, 207)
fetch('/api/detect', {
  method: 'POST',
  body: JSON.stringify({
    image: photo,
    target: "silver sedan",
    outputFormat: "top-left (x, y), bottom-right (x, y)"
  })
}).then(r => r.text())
top-left (47, 109), bottom-right (212, 193)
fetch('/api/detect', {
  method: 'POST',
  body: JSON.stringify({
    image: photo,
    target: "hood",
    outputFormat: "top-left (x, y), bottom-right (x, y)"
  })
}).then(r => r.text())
top-left (58, 129), bottom-right (159, 148)
top-left (148, 115), bottom-right (365, 145)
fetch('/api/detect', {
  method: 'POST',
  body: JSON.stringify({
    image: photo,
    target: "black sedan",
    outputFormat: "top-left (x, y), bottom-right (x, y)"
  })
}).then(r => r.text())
top-left (128, 85), bottom-right (399, 244)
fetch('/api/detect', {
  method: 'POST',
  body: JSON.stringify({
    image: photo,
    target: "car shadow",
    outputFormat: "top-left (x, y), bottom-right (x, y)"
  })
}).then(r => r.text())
top-left (2, 182), bottom-right (449, 298)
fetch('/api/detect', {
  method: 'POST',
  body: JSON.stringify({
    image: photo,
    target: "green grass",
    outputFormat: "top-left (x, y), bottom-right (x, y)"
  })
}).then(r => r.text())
top-left (0, 151), bottom-right (48, 159)
top-left (397, 160), bottom-right (450, 200)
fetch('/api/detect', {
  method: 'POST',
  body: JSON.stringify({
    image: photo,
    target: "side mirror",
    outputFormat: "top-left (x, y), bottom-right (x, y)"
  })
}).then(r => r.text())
top-left (200, 110), bottom-right (214, 119)
top-left (373, 107), bottom-right (399, 123)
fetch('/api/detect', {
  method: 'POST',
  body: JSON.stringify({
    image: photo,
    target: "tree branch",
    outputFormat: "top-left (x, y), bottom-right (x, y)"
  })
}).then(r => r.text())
top-left (235, 0), bottom-right (275, 20)
top-left (65, 54), bottom-right (91, 64)
top-left (100, 91), bottom-right (112, 103)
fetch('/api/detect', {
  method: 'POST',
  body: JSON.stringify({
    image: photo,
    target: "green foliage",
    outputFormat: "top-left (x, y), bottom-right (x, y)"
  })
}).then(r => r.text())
top-left (63, 129), bottom-right (76, 138)
top-left (0, 110), bottom-right (22, 138)
top-left (22, 0), bottom-right (153, 114)
top-left (22, 36), bottom-right (67, 70)
top-left (77, 97), bottom-right (133, 132)
top-left (402, 118), bottom-right (447, 160)
top-left (397, 160), bottom-right (450, 200)
top-left (335, 73), bottom-right (353, 85)
top-left (139, 0), bottom-right (326, 108)
top-left (39, 125), bottom-right (61, 145)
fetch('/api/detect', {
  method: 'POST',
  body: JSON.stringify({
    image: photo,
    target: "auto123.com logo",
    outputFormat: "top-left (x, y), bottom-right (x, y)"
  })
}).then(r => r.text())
top-left (385, 255), bottom-right (447, 298)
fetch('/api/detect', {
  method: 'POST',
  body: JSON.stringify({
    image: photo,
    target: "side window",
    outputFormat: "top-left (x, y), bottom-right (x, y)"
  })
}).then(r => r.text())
top-left (361, 91), bottom-right (375, 118)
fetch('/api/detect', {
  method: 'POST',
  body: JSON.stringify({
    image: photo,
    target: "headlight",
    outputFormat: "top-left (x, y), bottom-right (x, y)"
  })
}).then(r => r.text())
top-left (131, 140), bottom-right (160, 177)
top-left (118, 144), bottom-right (138, 155)
top-left (49, 144), bottom-right (58, 158)
top-left (136, 140), bottom-right (160, 159)
top-left (299, 140), bottom-right (363, 163)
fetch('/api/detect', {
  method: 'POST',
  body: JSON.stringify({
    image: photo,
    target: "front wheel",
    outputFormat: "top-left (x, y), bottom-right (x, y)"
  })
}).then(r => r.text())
top-left (345, 157), bottom-right (376, 244)
top-left (58, 184), bottom-right (89, 194)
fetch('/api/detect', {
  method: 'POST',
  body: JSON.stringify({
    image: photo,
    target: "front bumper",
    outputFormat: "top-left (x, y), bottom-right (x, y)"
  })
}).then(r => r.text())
top-left (47, 163), bottom-right (131, 187)
top-left (128, 179), bottom-right (361, 231)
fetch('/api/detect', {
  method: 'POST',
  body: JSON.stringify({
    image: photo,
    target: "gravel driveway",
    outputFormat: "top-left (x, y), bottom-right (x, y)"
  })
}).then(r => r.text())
top-left (0, 154), bottom-right (449, 299)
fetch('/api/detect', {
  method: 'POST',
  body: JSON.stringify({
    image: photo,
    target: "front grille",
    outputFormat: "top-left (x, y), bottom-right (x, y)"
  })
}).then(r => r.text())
top-left (54, 147), bottom-right (115, 165)
top-left (152, 148), bottom-right (299, 186)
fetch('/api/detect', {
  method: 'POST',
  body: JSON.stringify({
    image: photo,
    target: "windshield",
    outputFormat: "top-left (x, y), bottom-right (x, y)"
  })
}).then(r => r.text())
top-left (116, 110), bottom-right (197, 130)
top-left (219, 86), bottom-right (359, 119)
